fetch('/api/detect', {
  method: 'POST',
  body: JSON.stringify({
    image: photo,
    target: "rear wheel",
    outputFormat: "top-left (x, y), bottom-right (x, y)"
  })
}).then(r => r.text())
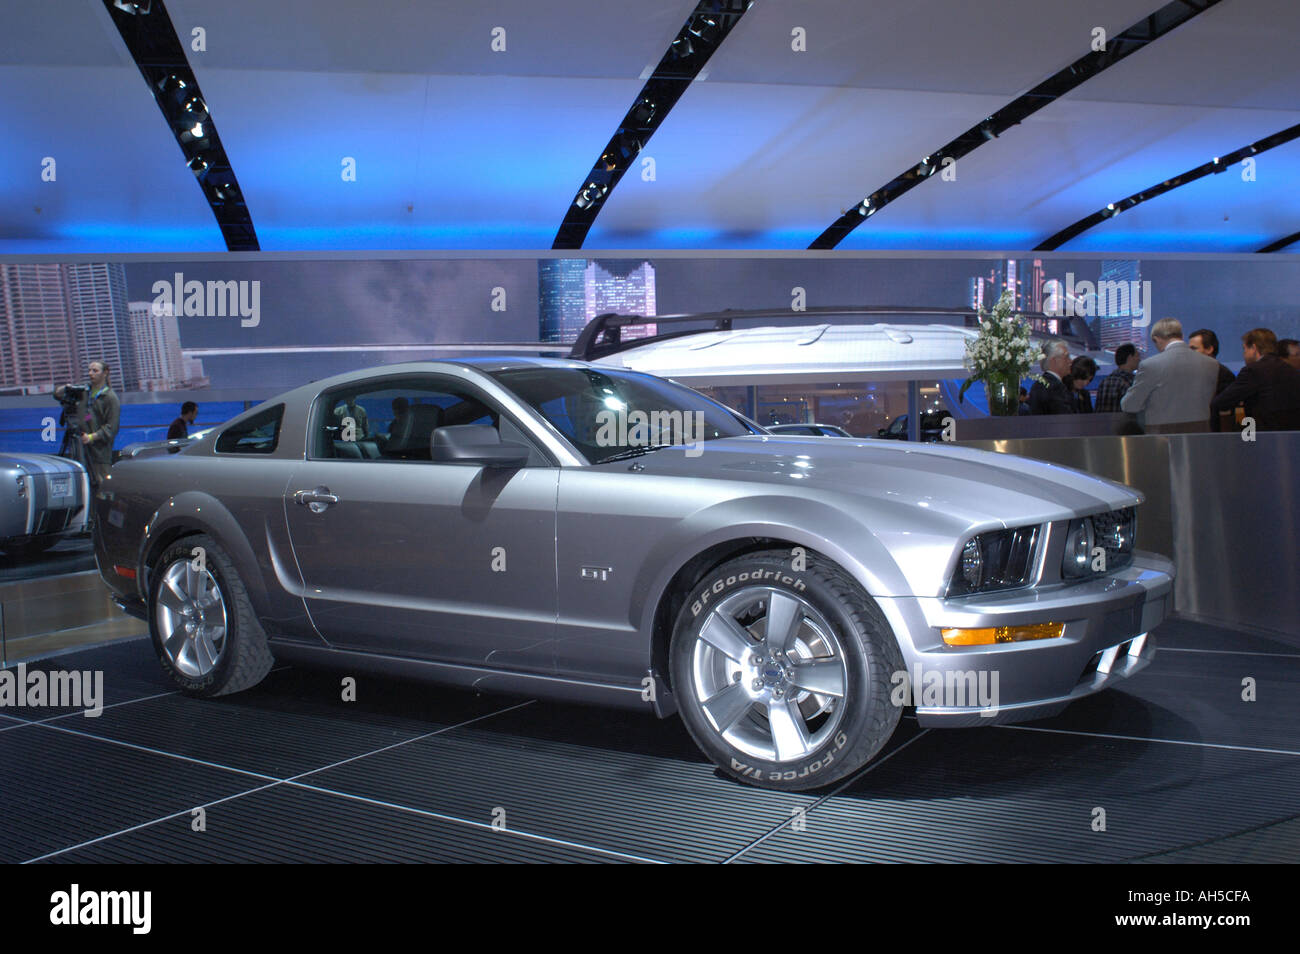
top-left (148, 534), bottom-right (273, 696)
top-left (670, 549), bottom-right (903, 790)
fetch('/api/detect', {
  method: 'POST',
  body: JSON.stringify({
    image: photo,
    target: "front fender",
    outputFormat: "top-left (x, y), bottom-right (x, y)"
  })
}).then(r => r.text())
top-left (632, 494), bottom-right (913, 644)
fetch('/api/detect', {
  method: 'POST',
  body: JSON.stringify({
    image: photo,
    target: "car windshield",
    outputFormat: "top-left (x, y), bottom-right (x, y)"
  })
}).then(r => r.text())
top-left (490, 366), bottom-right (756, 464)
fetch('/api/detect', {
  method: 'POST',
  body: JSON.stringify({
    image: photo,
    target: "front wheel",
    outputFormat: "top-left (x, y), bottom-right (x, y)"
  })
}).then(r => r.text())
top-left (148, 533), bottom-right (273, 696)
top-left (670, 549), bottom-right (903, 790)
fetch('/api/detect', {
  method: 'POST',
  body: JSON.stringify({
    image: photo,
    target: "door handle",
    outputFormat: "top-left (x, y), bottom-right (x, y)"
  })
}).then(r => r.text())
top-left (293, 487), bottom-right (340, 513)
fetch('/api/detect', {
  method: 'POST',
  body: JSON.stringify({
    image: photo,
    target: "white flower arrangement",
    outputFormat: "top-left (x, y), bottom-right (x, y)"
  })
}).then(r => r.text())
top-left (958, 290), bottom-right (1044, 405)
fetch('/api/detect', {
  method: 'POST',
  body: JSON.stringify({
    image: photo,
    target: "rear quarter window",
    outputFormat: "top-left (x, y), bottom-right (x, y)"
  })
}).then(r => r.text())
top-left (215, 404), bottom-right (284, 455)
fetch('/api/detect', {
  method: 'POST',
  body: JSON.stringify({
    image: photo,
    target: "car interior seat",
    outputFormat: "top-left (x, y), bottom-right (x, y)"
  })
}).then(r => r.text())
top-left (384, 403), bottom-right (442, 459)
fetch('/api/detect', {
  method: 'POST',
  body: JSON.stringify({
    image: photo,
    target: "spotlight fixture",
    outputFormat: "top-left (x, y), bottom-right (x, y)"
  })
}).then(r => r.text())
top-left (574, 181), bottom-right (608, 210)
top-left (113, 0), bottom-right (152, 14)
top-left (631, 98), bottom-right (656, 126)
top-left (156, 73), bottom-right (186, 96)
top-left (600, 136), bottom-right (641, 172)
top-left (209, 181), bottom-right (238, 202)
top-left (687, 14), bottom-right (719, 42)
top-left (186, 155), bottom-right (209, 176)
top-left (670, 35), bottom-right (694, 59)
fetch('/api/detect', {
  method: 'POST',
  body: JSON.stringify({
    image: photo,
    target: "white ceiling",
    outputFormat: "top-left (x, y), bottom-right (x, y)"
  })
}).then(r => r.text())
top-left (0, 0), bottom-right (1297, 254)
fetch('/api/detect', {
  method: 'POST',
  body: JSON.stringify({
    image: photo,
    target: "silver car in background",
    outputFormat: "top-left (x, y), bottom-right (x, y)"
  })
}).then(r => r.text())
top-left (0, 453), bottom-right (90, 557)
top-left (94, 358), bottom-right (1173, 790)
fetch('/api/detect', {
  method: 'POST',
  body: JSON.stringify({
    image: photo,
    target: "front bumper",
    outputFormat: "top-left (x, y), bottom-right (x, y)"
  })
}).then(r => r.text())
top-left (875, 551), bottom-right (1173, 727)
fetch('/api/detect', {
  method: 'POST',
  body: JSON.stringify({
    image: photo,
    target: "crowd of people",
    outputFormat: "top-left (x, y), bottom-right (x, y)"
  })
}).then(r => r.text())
top-left (1022, 319), bottom-right (1300, 433)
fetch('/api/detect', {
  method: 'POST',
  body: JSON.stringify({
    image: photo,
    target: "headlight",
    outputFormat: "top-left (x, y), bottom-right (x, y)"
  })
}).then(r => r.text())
top-left (1062, 517), bottom-right (1094, 579)
top-left (1063, 508), bottom-right (1136, 580)
top-left (959, 538), bottom-right (984, 589)
top-left (948, 525), bottom-right (1040, 597)
top-left (1092, 507), bottom-right (1136, 570)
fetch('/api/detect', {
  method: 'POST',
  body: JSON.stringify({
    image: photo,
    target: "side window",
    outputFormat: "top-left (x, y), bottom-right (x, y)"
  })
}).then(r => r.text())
top-left (309, 377), bottom-right (544, 464)
top-left (215, 404), bottom-right (284, 455)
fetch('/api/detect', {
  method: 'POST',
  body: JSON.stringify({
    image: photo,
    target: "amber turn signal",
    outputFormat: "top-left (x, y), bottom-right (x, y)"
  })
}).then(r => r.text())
top-left (941, 622), bottom-right (1064, 646)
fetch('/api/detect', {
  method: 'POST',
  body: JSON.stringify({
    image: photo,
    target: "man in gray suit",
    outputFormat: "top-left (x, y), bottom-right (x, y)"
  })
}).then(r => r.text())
top-left (1120, 318), bottom-right (1220, 433)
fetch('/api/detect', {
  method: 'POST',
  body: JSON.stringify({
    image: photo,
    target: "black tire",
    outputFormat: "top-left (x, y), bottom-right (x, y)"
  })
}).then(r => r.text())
top-left (148, 533), bottom-right (273, 696)
top-left (670, 548), bottom-right (903, 791)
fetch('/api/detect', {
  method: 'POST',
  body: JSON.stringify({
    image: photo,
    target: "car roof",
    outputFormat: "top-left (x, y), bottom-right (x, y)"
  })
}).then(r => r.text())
top-left (224, 356), bottom-right (659, 429)
top-left (269, 356), bottom-right (596, 399)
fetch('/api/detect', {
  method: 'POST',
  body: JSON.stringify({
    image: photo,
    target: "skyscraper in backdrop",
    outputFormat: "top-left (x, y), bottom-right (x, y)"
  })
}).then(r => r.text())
top-left (0, 263), bottom-right (136, 392)
top-left (539, 259), bottom-right (657, 344)
top-left (65, 263), bottom-right (136, 391)
top-left (1097, 260), bottom-right (1146, 352)
top-left (129, 300), bottom-right (186, 390)
top-left (0, 264), bottom-right (74, 392)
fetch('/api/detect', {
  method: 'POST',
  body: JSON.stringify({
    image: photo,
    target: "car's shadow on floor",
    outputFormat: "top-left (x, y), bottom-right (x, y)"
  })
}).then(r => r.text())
top-left (225, 661), bottom-right (1217, 802)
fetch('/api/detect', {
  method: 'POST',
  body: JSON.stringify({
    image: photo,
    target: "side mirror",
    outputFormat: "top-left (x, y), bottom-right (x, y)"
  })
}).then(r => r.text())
top-left (431, 425), bottom-right (529, 467)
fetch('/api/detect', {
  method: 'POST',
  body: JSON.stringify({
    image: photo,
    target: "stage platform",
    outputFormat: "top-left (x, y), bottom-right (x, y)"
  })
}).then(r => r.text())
top-left (2, 615), bottom-right (1296, 863)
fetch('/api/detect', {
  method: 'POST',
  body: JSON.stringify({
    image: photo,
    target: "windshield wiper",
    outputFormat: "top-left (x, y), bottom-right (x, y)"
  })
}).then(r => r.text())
top-left (597, 444), bottom-right (677, 464)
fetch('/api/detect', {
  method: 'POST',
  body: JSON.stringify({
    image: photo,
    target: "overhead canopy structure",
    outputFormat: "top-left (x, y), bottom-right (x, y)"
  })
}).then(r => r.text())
top-left (2, 0), bottom-right (1299, 253)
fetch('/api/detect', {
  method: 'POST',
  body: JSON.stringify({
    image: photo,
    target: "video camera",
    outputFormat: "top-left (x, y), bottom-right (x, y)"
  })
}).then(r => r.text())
top-left (57, 384), bottom-right (89, 424)
top-left (54, 385), bottom-right (89, 454)
top-left (57, 383), bottom-right (87, 407)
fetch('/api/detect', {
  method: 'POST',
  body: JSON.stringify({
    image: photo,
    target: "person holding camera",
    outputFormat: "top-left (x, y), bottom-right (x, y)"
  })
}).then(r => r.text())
top-left (53, 360), bottom-right (120, 488)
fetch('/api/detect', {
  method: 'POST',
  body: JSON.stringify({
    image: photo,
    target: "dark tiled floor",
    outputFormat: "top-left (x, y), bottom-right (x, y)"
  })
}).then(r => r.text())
top-left (3, 617), bottom-right (1297, 863)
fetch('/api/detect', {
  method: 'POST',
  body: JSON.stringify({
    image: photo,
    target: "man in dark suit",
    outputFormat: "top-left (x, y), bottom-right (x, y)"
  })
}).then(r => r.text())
top-left (1210, 328), bottom-right (1300, 432)
top-left (1027, 339), bottom-right (1076, 415)
top-left (167, 401), bottom-right (198, 440)
top-left (1189, 328), bottom-right (1236, 431)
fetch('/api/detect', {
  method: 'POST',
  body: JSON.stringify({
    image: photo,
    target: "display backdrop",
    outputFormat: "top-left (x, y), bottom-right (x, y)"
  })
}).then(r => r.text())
top-left (1, 253), bottom-right (1298, 451)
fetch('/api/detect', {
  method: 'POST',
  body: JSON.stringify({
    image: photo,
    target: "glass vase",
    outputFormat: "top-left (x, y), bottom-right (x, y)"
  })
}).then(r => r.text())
top-left (987, 372), bottom-right (1020, 417)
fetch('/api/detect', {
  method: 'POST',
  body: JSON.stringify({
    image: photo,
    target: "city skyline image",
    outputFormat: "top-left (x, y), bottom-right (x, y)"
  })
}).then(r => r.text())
top-left (1, 255), bottom-right (1297, 396)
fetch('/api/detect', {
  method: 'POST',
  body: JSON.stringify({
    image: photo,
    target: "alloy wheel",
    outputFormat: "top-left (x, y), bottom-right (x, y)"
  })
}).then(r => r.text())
top-left (689, 586), bottom-right (849, 763)
top-left (155, 558), bottom-right (229, 678)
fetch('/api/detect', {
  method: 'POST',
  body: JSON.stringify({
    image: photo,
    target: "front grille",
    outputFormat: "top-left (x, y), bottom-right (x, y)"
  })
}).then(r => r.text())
top-left (34, 507), bottom-right (73, 535)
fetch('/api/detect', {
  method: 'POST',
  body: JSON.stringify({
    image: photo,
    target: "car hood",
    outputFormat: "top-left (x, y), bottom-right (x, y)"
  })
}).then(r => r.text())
top-left (606, 435), bottom-right (1141, 527)
top-left (0, 452), bottom-right (87, 476)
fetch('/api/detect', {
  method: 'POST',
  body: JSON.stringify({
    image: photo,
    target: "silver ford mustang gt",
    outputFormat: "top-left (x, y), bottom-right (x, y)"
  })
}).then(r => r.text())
top-left (94, 358), bottom-right (1172, 790)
